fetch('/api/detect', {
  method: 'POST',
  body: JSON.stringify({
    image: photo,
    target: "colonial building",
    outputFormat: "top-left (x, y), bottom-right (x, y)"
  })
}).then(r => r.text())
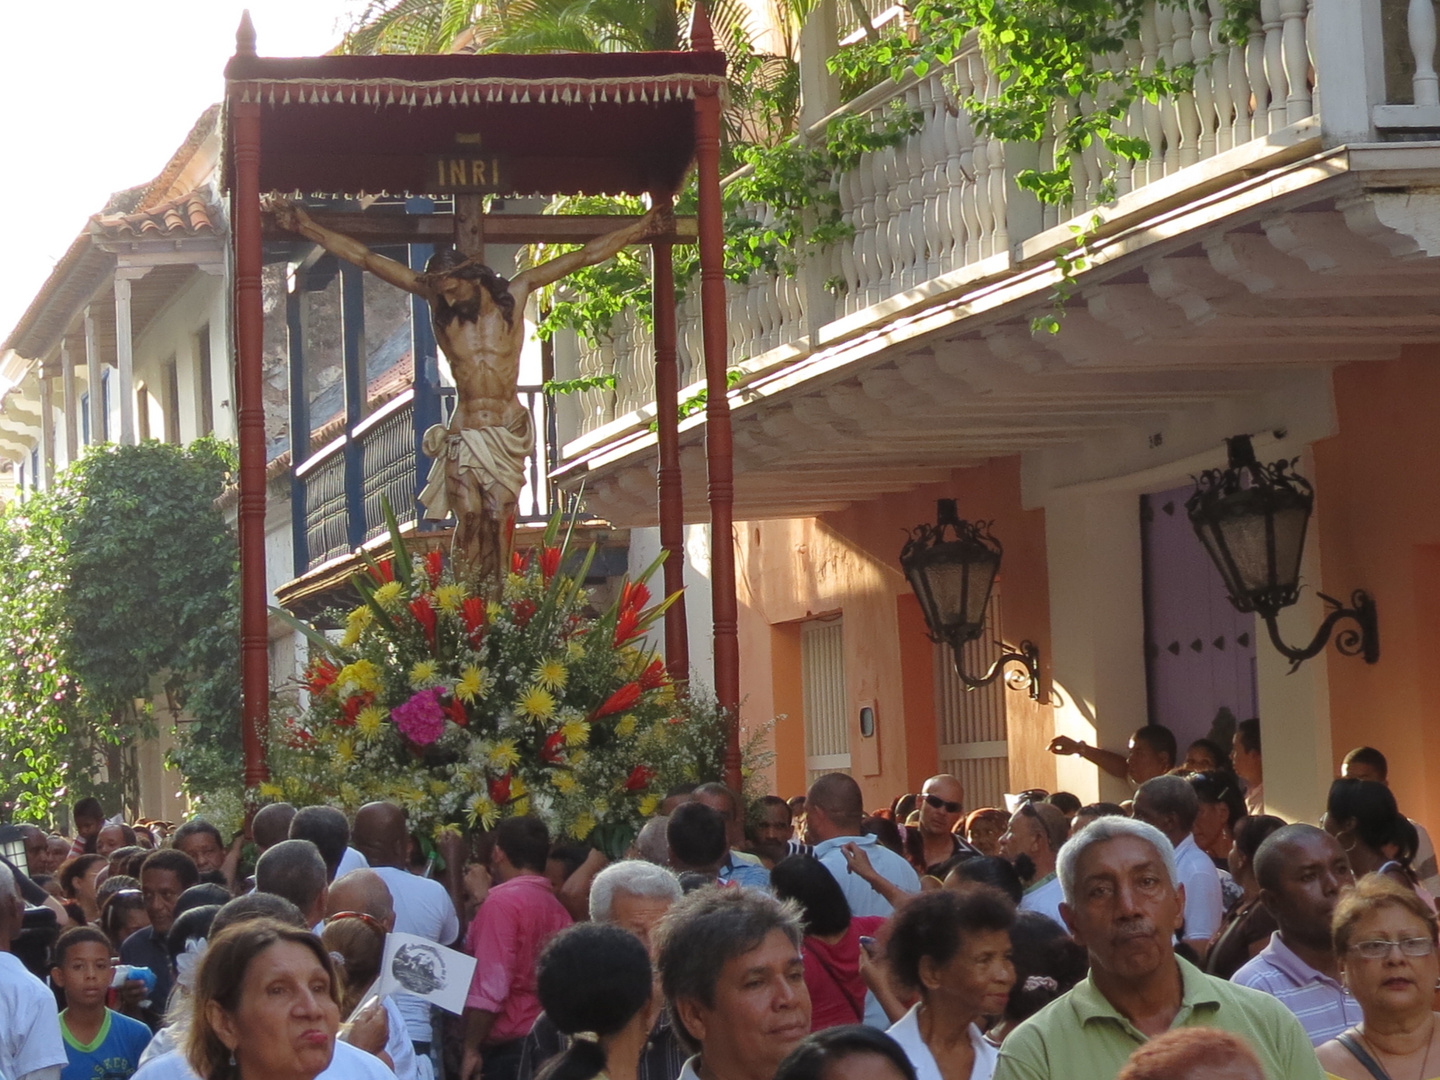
top-left (549, 0), bottom-right (1440, 833)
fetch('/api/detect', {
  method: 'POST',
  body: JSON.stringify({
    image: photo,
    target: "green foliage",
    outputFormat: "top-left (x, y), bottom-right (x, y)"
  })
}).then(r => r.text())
top-left (0, 440), bottom-right (240, 823)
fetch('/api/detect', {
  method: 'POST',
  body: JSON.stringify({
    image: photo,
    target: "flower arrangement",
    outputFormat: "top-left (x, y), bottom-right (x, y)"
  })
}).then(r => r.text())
top-left (270, 509), bottom-right (687, 855)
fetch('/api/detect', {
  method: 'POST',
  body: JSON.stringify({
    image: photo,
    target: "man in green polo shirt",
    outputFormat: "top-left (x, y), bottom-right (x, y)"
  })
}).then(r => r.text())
top-left (994, 817), bottom-right (1325, 1080)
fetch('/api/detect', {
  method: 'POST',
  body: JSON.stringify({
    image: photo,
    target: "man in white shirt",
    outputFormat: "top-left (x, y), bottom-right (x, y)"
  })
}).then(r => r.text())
top-left (1000, 800), bottom-right (1069, 927)
top-left (326, 869), bottom-right (418, 1080)
top-left (804, 773), bottom-right (919, 918)
top-left (354, 802), bottom-right (460, 1078)
top-left (0, 862), bottom-right (67, 1080)
top-left (1134, 774), bottom-right (1224, 959)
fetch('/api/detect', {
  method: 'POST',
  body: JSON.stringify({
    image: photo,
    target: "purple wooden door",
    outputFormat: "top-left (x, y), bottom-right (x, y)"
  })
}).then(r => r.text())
top-left (1141, 485), bottom-right (1258, 755)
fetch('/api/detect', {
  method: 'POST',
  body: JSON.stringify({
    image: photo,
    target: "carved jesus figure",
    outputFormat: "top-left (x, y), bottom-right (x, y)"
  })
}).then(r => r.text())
top-left (274, 201), bottom-right (668, 588)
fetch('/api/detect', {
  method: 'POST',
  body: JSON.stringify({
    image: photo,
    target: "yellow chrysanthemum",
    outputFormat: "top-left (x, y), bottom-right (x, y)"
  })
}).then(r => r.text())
top-left (486, 601), bottom-right (503, 621)
top-left (337, 660), bottom-right (382, 695)
top-left (518, 686), bottom-right (556, 721)
top-left (434, 584), bottom-right (466, 613)
top-left (467, 795), bottom-right (499, 830)
top-left (259, 782), bottom-right (284, 799)
top-left (566, 639), bottom-right (586, 662)
top-left (570, 812), bottom-right (597, 840)
top-left (551, 771), bottom-right (577, 795)
top-left (639, 794), bottom-right (661, 816)
top-left (562, 720), bottom-right (590, 748)
top-left (372, 581), bottom-right (404, 608)
top-left (615, 715), bottom-right (637, 738)
top-left (409, 660), bottom-right (438, 688)
top-left (569, 749), bottom-right (588, 766)
top-left (593, 799), bottom-right (610, 817)
top-left (532, 658), bottom-right (568, 692)
top-left (513, 797), bottom-right (531, 817)
top-left (455, 666), bottom-right (484, 703)
top-left (488, 740), bottom-right (521, 770)
top-left (356, 705), bottom-right (385, 739)
top-left (429, 779), bottom-right (449, 797)
top-left (511, 775), bottom-right (529, 799)
top-left (341, 622), bottom-right (363, 648)
top-left (336, 738), bottom-right (355, 765)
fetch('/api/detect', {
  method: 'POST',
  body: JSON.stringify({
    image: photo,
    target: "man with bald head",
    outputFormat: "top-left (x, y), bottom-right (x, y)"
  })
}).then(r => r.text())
top-left (804, 773), bottom-right (919, 919)
top-left (326, 869), bottom-right (419, 1080)
top-left (1231, 824), bottom-right (1360, 1045)
top-left (904, 774), bottom-right (980, 876)
top-left (353, 802), bottom-right (459, 1070)
top-left (252, 801), bottom-right (297, 855)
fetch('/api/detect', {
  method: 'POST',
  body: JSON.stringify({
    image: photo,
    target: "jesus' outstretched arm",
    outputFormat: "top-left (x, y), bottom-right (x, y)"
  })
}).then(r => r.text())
top-left (272, 201), bottom-right (431, 299)
top-left (510, 204), bottom-right (673, 298)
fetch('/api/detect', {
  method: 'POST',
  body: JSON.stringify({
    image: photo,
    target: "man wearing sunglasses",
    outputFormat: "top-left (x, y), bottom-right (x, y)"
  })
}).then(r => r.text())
top-left (1000, 800), bottom-right (1070, 928)
top-left (903, 775), bottom-right (981, 877)
top-left (1230, 824), bottom-right (1360, 1046)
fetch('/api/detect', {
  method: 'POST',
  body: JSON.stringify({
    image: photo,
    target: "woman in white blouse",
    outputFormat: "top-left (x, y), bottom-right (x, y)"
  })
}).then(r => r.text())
top-left (883, 888), bottom-right (1016, 1080)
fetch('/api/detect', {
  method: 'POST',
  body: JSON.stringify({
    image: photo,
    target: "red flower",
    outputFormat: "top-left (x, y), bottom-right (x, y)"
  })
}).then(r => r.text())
top-left (540, 546), bottom-right (562, 584)
top-left (424, 550), bottom-right (444, 587)
top-left (489, 773), bottom-right (511, 805)
top-left (625, 765), bottom-right (655, 791)
top-left (339, 691), bottom-right (373, 727)
top-left (594, 681), bottom-right (642, 719)
top-left (410, 596), bottom-right (437, 650)
top-left (461, 596), bottom-right (487, 645)
top-left (368, 559), bottom-right (395, 584)
top-left (621, 581), bottom-right (651, 614)
top-left (540, 730), bottom-right (566, 764)
top-left (283, 720), bottom-right (316, 750)
top-left (512, 549), bottom-right (529, 575)
top-left (639, 658), bottom-right (668, 690)
top-left (511, 598), bottom-right (537, 628)
top-left (447, 695), bottom-right (468, 728)
top-left (613, 607), bottom-right (641, 647)
top-left (306, 659), bottom-right (338, 696)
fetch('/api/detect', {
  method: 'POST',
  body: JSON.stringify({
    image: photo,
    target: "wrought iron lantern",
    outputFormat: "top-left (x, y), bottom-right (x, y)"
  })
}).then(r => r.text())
top-left (0, 825), bottom-right (26, 872)
top-left (1186, 434), bottom-right (1378, 670)
top-left (900, 499), bottom-right (1042, 699)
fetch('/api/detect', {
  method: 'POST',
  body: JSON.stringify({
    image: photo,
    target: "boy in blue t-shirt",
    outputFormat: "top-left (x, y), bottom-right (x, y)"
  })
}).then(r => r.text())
top-left (51, 926), bottom-right (152, 1080)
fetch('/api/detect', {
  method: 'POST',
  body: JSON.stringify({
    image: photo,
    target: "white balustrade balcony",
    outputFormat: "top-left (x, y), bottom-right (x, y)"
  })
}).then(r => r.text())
top-left (553, 0), bottom-right (1425, 462)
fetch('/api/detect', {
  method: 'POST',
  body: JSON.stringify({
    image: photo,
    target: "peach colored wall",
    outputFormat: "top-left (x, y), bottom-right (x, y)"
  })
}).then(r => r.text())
top-left (735, 456), bottom-right (1053, 807)
top-left (1312, 351), bottom-right (1440, 835)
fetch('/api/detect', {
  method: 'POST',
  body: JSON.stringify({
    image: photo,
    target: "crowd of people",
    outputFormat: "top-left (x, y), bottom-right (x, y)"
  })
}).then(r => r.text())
top-left (1, 722), bottom-right (1438, 1080)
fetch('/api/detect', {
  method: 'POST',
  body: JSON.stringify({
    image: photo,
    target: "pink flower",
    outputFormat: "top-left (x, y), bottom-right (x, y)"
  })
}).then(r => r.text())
top-left (393, 688), bottom-right (446, 746)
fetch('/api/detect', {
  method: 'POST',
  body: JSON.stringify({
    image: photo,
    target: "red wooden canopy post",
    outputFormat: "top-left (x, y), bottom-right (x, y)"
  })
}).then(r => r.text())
top-left (651, 208), bottom-right (690, 684)
top-left (232, 14), bottom-right (270, 788)
top-left (692, 5), bottom-right (742, 792)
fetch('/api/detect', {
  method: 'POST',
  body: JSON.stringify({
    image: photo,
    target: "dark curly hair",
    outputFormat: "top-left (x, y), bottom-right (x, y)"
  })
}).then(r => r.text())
top-left (536, 924), bottom-right (653, 1080)
top-left (1005, 910), bottom-right (1088, 1024)
top-left (424, 247), bottom-right (515, 329)
top-left (886, 886), bottom-right (1014, 994)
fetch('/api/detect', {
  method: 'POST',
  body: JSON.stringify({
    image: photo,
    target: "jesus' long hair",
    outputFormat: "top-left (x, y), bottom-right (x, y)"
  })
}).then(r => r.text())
top-left (424, 247), bottom-right (516, 329)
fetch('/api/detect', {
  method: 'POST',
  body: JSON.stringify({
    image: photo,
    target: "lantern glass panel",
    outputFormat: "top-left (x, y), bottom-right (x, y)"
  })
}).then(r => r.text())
top-left (916, 544), bottom-right (999, 641)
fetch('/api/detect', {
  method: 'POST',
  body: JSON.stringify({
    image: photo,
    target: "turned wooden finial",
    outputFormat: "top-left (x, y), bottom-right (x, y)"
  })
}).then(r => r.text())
top-left (689, 1), bottom-right (715, 51)
top-left (237, 10), bottom-right (257, 57)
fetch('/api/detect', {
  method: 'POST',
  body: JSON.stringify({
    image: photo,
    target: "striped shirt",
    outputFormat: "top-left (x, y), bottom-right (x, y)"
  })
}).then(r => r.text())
top-left (1231, 931), bottom-right (1362, 1046)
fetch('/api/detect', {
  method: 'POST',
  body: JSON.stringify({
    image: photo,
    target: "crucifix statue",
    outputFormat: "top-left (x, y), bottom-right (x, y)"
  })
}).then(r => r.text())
top-left (274, 200), bottom-right (669, 590)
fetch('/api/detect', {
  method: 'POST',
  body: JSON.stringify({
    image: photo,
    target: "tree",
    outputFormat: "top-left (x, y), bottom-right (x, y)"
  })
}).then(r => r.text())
top-left (0, 439), bottom-right (241, 823)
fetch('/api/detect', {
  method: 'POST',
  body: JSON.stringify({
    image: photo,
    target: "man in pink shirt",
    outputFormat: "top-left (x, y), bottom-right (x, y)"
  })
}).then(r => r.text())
top-left (461, 816), bottom-right (572, 1080)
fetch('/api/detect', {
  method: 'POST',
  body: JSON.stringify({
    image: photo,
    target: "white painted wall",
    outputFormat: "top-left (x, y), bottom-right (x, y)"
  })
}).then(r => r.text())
top-left (628, 523), bottom-right (716, 694)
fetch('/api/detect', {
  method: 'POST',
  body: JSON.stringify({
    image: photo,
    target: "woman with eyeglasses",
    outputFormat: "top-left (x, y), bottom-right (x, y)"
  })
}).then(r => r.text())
top-left (1317, 874), bottom-right (1440, 1080)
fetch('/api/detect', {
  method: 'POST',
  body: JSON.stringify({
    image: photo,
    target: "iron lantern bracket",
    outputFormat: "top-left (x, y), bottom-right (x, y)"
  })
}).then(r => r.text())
top-left (944, 636), bottom-right (1044, 701)
top-left (1262, 589), bottom-right (1380, 673)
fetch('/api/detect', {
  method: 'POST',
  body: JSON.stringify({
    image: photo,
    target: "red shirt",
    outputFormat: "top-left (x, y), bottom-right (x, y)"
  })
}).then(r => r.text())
top-left (464, 873), bottom-right (572, 1044)
top-left (802, 916), bottom-right (886, 1031)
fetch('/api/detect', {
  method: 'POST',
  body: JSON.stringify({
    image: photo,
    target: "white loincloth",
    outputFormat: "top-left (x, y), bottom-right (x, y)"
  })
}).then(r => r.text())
top-left (418, 408), bottom-right (534, 521)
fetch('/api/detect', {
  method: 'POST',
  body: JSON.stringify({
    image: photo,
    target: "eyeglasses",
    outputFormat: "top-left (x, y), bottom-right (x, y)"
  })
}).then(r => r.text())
top-left (924, 794), bottom-right (963, 815)
top-left (1350, 937), bottom-right (1437, 960)
top-left (327, 910), bottom-right (387, 937)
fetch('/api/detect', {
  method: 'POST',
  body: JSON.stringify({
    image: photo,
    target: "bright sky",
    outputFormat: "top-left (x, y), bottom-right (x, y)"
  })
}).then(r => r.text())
top-left (0, 1), bottom-right (370, 344)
